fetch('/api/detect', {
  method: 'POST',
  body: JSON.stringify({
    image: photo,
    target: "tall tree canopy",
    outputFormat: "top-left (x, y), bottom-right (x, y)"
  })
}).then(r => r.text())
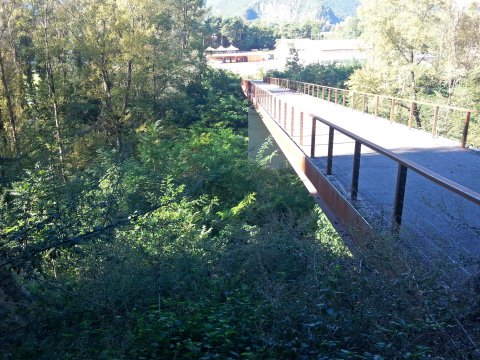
top-left (350, 0), bottom-right (480, 107)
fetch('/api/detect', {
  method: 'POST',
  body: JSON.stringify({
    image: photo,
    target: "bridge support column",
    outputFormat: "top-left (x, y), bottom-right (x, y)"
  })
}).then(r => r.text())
top-left (248, 107), bottom-right (288, 169)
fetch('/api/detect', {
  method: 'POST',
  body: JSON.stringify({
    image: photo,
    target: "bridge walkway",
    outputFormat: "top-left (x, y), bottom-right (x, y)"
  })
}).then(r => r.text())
top-left (248, 80), bottom-right (480, 272)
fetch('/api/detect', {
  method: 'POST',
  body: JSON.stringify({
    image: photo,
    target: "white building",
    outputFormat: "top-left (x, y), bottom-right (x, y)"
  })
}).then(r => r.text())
top-left (274, 39), bottom-right (367, 68)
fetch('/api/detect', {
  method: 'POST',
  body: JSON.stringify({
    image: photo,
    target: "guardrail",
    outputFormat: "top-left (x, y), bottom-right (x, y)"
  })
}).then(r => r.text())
top-left (264, 77), bottom-right (478, 149)
top-left (242, 78), bottom-right (480, 232)
top-left (310, 114), bottom-right (480, 230)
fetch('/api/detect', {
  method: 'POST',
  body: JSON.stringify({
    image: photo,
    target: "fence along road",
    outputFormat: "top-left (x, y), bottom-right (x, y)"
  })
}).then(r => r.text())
top-left (243, 78), bottom-right (480, 274)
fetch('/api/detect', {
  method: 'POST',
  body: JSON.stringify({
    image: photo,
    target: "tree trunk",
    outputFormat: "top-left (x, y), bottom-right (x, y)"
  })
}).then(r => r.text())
top-left (122, 60), bottom-right (133, 115)
top-left (0, 48), bottom-right (19, 154)
top-left (409, 51), bottom-right (422, 128)
top-left (101, 64), bottom-right (122, 152)
top-left (42, 6), bottom-right (66, 181)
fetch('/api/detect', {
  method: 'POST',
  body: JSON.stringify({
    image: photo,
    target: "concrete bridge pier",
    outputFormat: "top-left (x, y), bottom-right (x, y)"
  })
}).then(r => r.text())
top-left (248, 107), bottom-right (288, 168)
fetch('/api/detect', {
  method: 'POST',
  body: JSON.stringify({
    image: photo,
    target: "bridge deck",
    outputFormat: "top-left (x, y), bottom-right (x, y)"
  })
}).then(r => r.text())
top-left (251, 80), bottom-right (480, 272)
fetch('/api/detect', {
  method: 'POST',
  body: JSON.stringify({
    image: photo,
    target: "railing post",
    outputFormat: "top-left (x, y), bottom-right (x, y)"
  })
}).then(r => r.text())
top-left (351, 92), bottom-right (355, 110)
top-left (343, 91), bottom-right (347, 107)
top-left (362, 94), bottom-right (367, 113)
top-left (392, 164), bottom-right (408, 231)
top-left (335, 89), bottom-right (338, 104)
top-left (327, 127), bottom-right (334, 175)
top-left (328, 88), bottom-right (331, 102)
top-left (351, 141), bottom-right (361, 200)
top-left (409, 101), bottom-right (414, 129)
top-left (274, 97), bottom-right (277, 119)
top-left (284, 102), bottom-right (287, 128)
top-left (278, 100), bottom-right (282, 124)
top-left (311, 116), bottom-right (317, 158)
top-left (291, 106), bottom-right (295, 137)
top-left (390, 99), bottom-right (396, 122)
top-left (300, 112), bottom-right (304, 146)
top-left (462, 111), bottom-right (471, 148)
top-left (322, 86), bottom-right (325, 100)
top-left (375, 95), bottom-right (380, 116)
top-left (432, 105), bottom-right (439, 137)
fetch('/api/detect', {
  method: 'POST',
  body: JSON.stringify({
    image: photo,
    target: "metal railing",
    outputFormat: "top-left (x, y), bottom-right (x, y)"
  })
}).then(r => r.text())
top-left (242, 79), bottom-right (480, 232)
top-left (265, 77), bottom-right (478, 149)
top-left (310, 114), bottom-right (480, 231)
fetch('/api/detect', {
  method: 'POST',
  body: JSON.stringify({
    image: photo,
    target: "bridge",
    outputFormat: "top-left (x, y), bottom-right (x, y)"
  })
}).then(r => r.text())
top-left (242, 77), bottom-right (480, 273)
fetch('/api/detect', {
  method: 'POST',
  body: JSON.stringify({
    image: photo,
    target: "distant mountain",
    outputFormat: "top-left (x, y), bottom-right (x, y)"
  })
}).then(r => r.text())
top-left (205, 0), bottom-right (360, 23)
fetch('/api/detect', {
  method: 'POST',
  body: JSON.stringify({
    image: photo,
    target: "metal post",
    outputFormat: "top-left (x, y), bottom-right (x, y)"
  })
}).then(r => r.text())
top-left (335, 89), bottom-right (338, 104)
top-left (311, 116), bottom-right (317, 158)
top-left (392, 164), bottom-right (408, 231)
top-left (322, 87), bottom-right (325, 100)
top-left (284, 103), bottom-right (287, 128)
top-left (462, 111), bottom-right (471, 148)
top-left (362, 94), bottom-right (367, 113)
top-left (274, 98), bottom-right (277, 119)
top-left (327, 127), bottom-right (334, 175)
top-left (291, 106), bottom-right (295, 137)
top-left (351, 92), bottom-right (355, 109)
top-left (409, 101), bottom-right (414, 129)
top-left (390, 99), bottom-right (396, 122)
top-left (432, 105), bottom-right (439, 137)
top-left (351, 141), bottom-right (361, 200)
top-left (278, 100), bottom-right (282, 124)
top-left (375, 95), bottom-right (380, 116)
top-left (343, 91), bottom-right (346, 107)
top-left (328, 88), bottom-right (331, 102)
top-left (300, 112), bottom-right (304, 146)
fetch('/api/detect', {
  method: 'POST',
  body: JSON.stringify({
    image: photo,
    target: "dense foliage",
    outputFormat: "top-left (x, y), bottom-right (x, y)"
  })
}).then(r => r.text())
top-left (269, 60), bottom-right (361, 89)
top-left (205, 17), bottom-right (336, 51)
top-left (1, 0), bottom-right (480, 359)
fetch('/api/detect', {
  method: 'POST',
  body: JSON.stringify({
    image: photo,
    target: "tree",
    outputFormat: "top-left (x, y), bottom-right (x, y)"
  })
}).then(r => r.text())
top-left (353, 0), bottom-right (449, 126)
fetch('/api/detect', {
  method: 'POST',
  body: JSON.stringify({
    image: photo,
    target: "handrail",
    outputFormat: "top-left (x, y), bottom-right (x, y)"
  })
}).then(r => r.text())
top-left (265, 77), bottom-right (478, 148)
top-left (310, 114), bottom-right (480, 207)
top-left (268, 77), bottom-right (476, 113)
top-left (241, 78), bottom-right (480, 232)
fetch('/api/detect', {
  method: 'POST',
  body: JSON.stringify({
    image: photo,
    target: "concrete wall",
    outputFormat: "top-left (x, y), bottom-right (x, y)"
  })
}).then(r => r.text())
top-left (248, 107), bottom-right (288, 169)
